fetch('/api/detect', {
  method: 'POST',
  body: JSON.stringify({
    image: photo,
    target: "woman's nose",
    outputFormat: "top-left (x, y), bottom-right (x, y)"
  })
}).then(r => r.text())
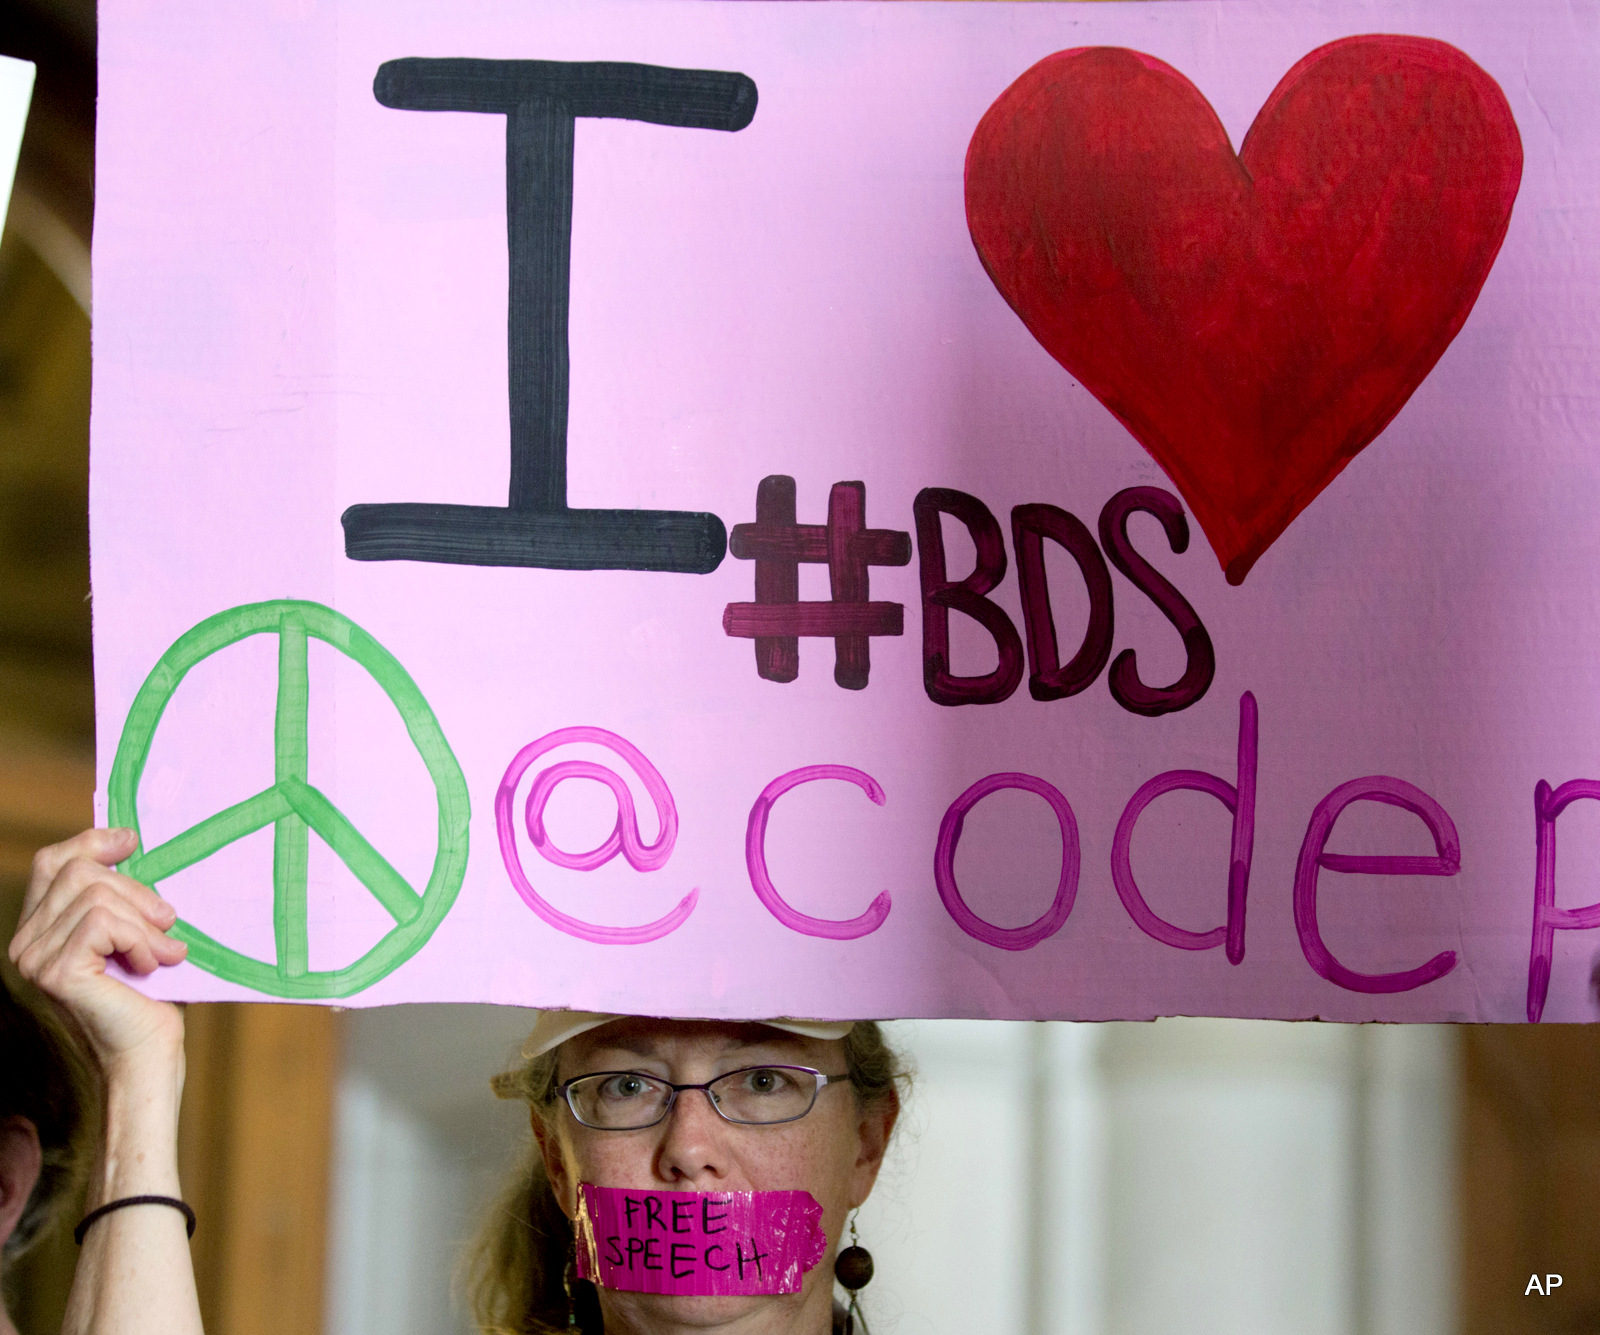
top-left (654, 1086), bottom-right (733, 1185)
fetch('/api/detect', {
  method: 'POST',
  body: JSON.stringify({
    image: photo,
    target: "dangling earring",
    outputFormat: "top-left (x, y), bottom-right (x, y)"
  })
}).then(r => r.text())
top-left (563, 1249), bottom-right (581, 1329)
top-left (833, 1211), bottom-right (875, 1335)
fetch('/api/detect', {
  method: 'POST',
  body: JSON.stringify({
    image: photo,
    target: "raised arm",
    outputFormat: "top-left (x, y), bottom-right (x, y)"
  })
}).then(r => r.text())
top-left (8, 828), bottom-right (203, 1335)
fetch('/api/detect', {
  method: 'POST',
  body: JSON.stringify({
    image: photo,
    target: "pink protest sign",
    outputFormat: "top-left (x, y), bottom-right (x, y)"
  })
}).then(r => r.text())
top-left (89, 0), bottom-right (1600, 1021)
top-left (574, 1186), bottom-right (826, 1296)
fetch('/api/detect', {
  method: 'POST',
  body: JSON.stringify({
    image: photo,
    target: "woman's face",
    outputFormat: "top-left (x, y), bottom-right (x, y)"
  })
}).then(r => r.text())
top-left (534, 1018), bottom-right (897, 1333)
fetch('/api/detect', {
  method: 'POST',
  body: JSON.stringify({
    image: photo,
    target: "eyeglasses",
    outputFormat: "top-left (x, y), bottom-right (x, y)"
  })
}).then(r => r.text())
top-left (557, 1065), bottom-right (851, 1130)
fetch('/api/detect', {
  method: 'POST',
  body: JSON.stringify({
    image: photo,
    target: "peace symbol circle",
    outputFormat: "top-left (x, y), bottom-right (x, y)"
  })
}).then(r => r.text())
top-left (106, 599), bottom-right (470, 999)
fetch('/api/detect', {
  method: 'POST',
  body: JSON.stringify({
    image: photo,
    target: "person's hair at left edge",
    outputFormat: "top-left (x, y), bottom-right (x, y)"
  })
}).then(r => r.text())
top-left (0, 970), bottom-right (93, 1267)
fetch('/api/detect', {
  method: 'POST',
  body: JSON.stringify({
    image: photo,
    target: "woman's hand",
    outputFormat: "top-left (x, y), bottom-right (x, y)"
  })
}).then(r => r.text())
top-left (8, 827), bottom-right (188, 1073)
top-left (10, 829), bottom-right (204, 1335)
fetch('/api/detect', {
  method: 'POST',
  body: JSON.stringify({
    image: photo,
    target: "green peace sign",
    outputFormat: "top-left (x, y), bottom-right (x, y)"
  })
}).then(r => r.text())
top-left (107, 600), bottom-right (470, 999)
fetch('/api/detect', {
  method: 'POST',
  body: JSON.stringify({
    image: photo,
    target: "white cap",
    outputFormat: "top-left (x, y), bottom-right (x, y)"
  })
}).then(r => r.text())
top-left (521, 1010), bottom-right (856, 1060)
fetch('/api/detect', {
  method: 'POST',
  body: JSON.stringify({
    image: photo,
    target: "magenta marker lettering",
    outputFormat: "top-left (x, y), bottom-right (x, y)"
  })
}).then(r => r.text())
top-left (524, 760), bottom-right (672, 872)
top-left (575, 1186), bottom-right (826, 1296)
top-left (745, 765), bottom-right (891, 939)
top-left (1112, 692), bottom-right (1257, 963)
top-left (496, 726), bottom-right (697, 944)
top-left (934, 773), bottom-right (1079, 950)
top-left (1293, 776), bottom-right (1459, 993)
top-left (1526, 779), bottom-right (1600, 1023)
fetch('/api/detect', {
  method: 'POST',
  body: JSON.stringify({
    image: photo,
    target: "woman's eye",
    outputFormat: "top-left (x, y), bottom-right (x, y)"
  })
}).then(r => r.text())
top-left (743, 1068), bottom-right (788, 1095)
top-left (599, 1074), bottom-right (650, 1100)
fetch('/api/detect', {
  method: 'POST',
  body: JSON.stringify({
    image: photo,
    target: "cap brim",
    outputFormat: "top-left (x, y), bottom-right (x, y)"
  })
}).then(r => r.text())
top-left (520, 1011), bottom-right (856, 1060)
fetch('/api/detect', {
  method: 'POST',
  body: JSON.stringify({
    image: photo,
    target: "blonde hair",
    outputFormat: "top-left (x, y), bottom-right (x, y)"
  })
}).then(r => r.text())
top-left (463, 1022), bottom-right (908, 1335)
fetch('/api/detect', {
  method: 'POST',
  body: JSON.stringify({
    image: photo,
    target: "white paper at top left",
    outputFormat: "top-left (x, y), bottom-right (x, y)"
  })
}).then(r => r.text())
top-left (0, 55), bottom-right (35, 228)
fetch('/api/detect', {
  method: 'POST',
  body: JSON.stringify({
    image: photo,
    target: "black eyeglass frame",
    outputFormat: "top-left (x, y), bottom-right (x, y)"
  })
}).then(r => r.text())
top-left (556, 1064), bottom-right (852, 1130)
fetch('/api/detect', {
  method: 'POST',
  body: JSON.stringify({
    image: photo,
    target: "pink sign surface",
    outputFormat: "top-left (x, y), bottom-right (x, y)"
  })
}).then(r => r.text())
top-left (574, 1186), bottom-right (826, 1295)
top-left (90, 0), bottom-right (1600, 1021)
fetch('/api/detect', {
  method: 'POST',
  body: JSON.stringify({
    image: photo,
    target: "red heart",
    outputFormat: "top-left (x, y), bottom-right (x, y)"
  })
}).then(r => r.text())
top-left (965, 36), bottom-right (1522, 584)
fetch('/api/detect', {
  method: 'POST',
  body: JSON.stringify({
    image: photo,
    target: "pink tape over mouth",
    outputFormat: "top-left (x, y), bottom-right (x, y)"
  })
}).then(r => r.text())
top-left (574, 1185), bottom-right (827, 1296)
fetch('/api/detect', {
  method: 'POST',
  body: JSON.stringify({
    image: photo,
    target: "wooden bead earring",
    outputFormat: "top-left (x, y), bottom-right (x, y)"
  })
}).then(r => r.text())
top-left (834, 1211), bottom-right (874, 1334)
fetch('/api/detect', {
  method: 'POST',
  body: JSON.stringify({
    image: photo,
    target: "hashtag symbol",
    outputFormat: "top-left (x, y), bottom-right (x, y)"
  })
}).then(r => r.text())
top-left (722, 476), bottom-right (912, 689)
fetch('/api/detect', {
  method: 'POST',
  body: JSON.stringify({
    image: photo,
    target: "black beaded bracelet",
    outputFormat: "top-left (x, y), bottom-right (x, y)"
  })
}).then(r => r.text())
top-left (75, 1195), bottom-right (196, 1246)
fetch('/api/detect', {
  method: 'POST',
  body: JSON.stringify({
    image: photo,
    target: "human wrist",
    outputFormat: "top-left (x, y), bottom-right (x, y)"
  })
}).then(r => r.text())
top-left (94, 1044), bottom-right (186, 1205)
top-left (99, 1024), bottom-right (186, 1094)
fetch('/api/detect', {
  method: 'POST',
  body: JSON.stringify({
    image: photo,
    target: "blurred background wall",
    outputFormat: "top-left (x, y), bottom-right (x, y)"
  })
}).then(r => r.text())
top-left (0, 2), bottom-right (1597, 1333)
